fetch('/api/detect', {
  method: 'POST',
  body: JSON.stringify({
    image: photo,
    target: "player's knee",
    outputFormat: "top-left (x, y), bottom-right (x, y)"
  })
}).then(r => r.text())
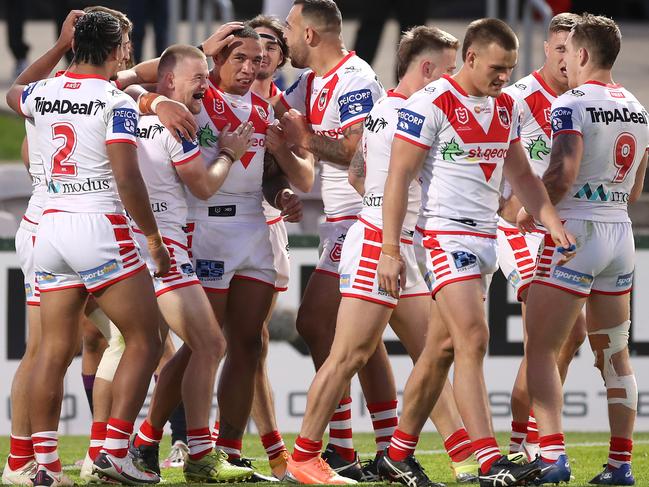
top-left (193, 330), bottom-right (226, 360)
top-left (454, 325), bottom-right (489, 359)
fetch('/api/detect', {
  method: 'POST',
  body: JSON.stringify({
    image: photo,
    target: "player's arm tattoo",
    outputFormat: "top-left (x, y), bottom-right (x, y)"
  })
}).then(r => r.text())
top-left (262, 151), bottom-right (291, 209)
top-left (542, 133), bottom-right (582, 205)
top-left (305, 122), bottom-right (364, 166)
top-left (349, 143), bottom-right (365, 179)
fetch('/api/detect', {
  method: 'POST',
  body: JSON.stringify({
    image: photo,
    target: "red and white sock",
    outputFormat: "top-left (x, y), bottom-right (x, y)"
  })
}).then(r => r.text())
top-left (292, 436), bottom-right (322, 463)
top-left (103, 418), bottom-right (134, 458)
top-left (367, 400), bottom-right (398, 454)
top-left (8, 435), bottom-right (34, 471)
top-left (261, 430), bottom-right (287, 461)
top-left (526, 411), bottom-right (540, 446)
top-left (133, 419), bottom-right (163, 449)
top-left (608, 437), bottom-right (632, 469)
top-left (88, 422), bottom-right (107, 461)
top-left (444, 428), bottom-right (473, 463)
top-left (32, 431), bottom-right (61, 473)
top-left (211, 420), bottom-right (220, 443)
top-left (473, 437), bottom-right (501, 474)
top-left (387, 429), bottom-right (418, 462)
top-left (215, 438), bottom-right (242, 460)
top-left (187, 427), bottom-right (213, 461)
top-left (329, 397), bottom-right (354, 462)
top-left (510, 421), bottom-right (527, 454)
top-left (540, 433), bottom-right (565, 463)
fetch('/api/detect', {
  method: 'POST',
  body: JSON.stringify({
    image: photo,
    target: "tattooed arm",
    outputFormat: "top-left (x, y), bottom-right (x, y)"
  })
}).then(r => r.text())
top-left (348, 142), bottom-right (366, 195)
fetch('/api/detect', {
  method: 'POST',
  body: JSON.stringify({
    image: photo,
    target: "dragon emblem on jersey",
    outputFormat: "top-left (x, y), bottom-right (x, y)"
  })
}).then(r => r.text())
top-left (455, 107), bottom-right (469, 124)
top-left (318, 88), bottom-right (330, 112)
top-left (255, 105), bottom-right (268, 120)
top-left (497, 106), bottom-right (511, 128)
top-left (441, 138), bottom-right (464, 162)
top-left (198, 124), bottom-right (217, 147)
top-left (526, 135), bottom-right (550, 161)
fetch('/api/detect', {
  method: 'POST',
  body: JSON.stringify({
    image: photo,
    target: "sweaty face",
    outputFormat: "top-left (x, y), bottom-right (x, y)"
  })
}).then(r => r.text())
top-left (544, 30), bottom-right (570, 89)
top-left (218, 38), bottom-right (263, 95)
top-left (284, 6), bottom-right (308, 69)
top-left (564, 31), bottom-right (581, 89)
top-left (470, 42), bottom-right (517, 97)
top-left (255, 26), bottom-right (284, 80)
top-left (171, 57), bottom-right (209, 115)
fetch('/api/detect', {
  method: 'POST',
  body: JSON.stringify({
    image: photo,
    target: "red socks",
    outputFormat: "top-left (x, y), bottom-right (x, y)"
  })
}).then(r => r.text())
top-left (32, 431), bottom-right (61, 473)
top-left (387, 429), bottom-right (418, 462)
top-left (444, 428), bottom-right (473, 463)
top-left (473, 437), bottom-right (500, 474)
top-left (367, 400), bottom-right (398, 454)
top-left (104, 418), bottom-right (134, 458)
top-left (8, 435), bottom-right (34, 471)
top-left (88, 422), bottom-right (107, 461)
top-left (261, 430), bottom-right (287, 461)
top-left (329, 397), bottom-right (354, 462)
top-left (292, 436), bottom-right (322, 463)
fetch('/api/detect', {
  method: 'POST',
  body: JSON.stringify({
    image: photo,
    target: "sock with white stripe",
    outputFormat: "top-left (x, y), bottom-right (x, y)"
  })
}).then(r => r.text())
top-left (88, 421), bottom-right (107, 461)
top-left (8, 435), bottom-right (34, 470)
top-left (540, 433), bottom-right (565, 463)
top-left (608, 437), bottom-right (632, 469)
top-left (103, 417), bottom-right (133, 458)
top-left (133, 419), bottom-right (163, 449)
top-left (32, 431), bottom-right (61, 473)
top-left (292, 436), bottom-right (322, 463)
top-left (473, 437), bottom-right (501, 474)
top-left (510, 421), bottom-right (527, 454)
top-left (444, 428), bottom-right (473, 463)
top-left (215, 438), bottom-right (242, 460)
top-left (526, 411), bottom-right (540, 447)
top-left (261, 430), bottom-right (287, 461)
top-left (367, 400), bottom-right (398, 454)
top-left (187, 427), bottom-right (213, 461)
top-left (387, 429), bottom-right (418, 462)
top-left (329, 397), bottom-right (355, 462)
top-left (211, 420), bottom-right (220, 443)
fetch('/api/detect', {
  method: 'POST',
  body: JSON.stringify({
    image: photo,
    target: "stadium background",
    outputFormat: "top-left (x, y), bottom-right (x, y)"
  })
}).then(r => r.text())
top-left (0, 0), bottom-right (648, 436)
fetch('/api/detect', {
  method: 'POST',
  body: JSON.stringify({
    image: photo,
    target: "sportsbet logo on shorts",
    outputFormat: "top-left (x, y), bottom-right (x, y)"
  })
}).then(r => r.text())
top-left (79, 259), bottom-right (121, 284)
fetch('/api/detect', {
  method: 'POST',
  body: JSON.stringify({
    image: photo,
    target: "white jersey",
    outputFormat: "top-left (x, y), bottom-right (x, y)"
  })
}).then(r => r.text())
top-left (280, 51), bottom-right (385, 217)
top-left (23, 118), bottom-right (48, 223)
top-left (504, 70), bottom-right (556, 176)
top-left (19, 72), bottom-right (139, 214)
top-left (134, 115), bottom-right (200, 232)
top-left (190, 82), bottom-right (273, 223)
top-left (395, 75), bottom-right (520, 235)
top-left (551, 81), bottom-right (649, 222)
top-left (359, 90), bottom-right (419, 235)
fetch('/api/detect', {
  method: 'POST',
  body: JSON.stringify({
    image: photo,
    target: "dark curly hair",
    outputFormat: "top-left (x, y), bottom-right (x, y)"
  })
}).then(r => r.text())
top-left (72, 11), bottom-right (124, 66)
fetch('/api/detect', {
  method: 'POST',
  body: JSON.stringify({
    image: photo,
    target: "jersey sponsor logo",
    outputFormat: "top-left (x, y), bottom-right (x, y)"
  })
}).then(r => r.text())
top-left (551, 107), bottom-right (573, 132)
top-left (569, 89), bottom-right (585, 97)
top-left (441, 138), bottom-right (464, 161)
top-left (151, 202), bottom-right (168, 213)
top-left (362, 193), bottom-right (383, 207)
top-left (36, 271), bottom-right (59, 285)
top-left (544, 108), bottom-right (551, 123)
top-left (364, 113), bottom-right (388, 133)
top-left (79, 259), bottom-right (121, 284)
top-left (424, 86), bottom-right (436, 94)
top-left (552, 266), bottom-right (593, 290)
top-left (585, 107), bottom-right (648, 125)
top-left (63, 81), bottom-right (81, 90)
top-left (609, 91), bottom-right (625, 99)
top-left (455, 107), bottom-right (469, 124)
top-left (344, 65), bottom-right (361, 74)
top-left (113, 107), bottom-right (138, 135)
top-left (573, 183), bottom-right (629, 203)
top-left (497, 106), bottom-right (511, 128)
top-left (180, 263), bottom-right (195, 276)
top-left (213, 97), bottom-right (225, 115)
top-left (47, 177), bottom-right (111, 195)
top-left (397, 109), bottom-right (425, 137)
top-left (452, 251), bottom-right (477, 271)
top-left (467, 146), bottom-right (508, 161)
top-left (616, 271), bottom-right (634, 288)
top-left (195, 259), bottom-right (224, 281)
top-left (24, 283), bottom-right (34, 298)
top-left (34, 96), bottom-right (104, 116)
top-left (340, 274), bottom-right (351, 288)
top-left (108, 89), bottom-right (122, 97)
top-left (314, 127), bottom-right (344, 138)
top-left (514, 83), bottom-right (527, 90)
top-left (208, 205), bottom-right (236, 217)
top-left (22, 81), bottom-right (38, 103)
top-left (198, 124), bottom-right (217, 147)
top-left (338, 88), bottom-right (373, 122)
top-left (474, 104), bottom-right (491, 114)
top-left (525, 135), bottom-right (550, 161)
top-left (423, 270), bottom-right (434, 291)
top-left (136, 123), bottom-right (165, 139)
top-left (329, 242), bottom-right (342, 262)
top-left (180, 134), bottom-right (199, 153)
top-left (507, 269), bottom-right (521, 287)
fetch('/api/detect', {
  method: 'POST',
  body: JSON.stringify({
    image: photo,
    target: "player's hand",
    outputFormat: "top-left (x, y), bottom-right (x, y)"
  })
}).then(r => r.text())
top-left (156, 99), bottom-right (198, 142)
top-left (276, 189), bottom-right (303, 223)
top-left (147, 234), bottom-right (171, 277)
top-left (265, 121), bottom-right (288, 156)
top-left (280, 109), bottom-right (310, 149)
top-left (56, 10), bottom-right (85, 50)
top-left (516, 207), bottom-right (537, 234)
top-left (201, 22), bottom-right (245, 57)
top-left (549, 225), bottom-right (577, 265)
top-left (377, 247), bottom-right (406, 299)
top-left (219, 122), bottom-right (254, 161)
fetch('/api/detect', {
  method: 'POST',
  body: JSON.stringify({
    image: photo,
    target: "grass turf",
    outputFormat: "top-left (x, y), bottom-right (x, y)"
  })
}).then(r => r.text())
top-left (1, 432), bottom-right (648, 485)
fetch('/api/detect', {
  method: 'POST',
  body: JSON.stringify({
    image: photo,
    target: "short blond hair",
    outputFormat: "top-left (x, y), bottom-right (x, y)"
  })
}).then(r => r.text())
top-left (397, 26), bottom-right (459, 79)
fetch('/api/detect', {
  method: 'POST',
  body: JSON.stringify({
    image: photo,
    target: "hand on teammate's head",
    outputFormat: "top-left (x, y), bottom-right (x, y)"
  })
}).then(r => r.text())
top-left (57, 10), bottom-right (86, 51)
top-left (202, 22), bottom-right (245, 57)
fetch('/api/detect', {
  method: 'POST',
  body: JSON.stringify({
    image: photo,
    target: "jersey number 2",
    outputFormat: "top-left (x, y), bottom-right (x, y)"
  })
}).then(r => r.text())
top-left (612, 132), bottom-right (636, 183)
top-left (51, 122), bottom-right (78, 177)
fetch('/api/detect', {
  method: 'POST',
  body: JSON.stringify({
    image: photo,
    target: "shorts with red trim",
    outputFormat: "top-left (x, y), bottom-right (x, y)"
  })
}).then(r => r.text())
top-left (15, 218), bottom-right (40, 305)
top-left (133, 227), bottom-right (200, 297)
top-left (188, 220), bottom-right (276, 292)
top-left (496, 218), bottom-right (544, 302)
top-left (316, 216), bottom-right (357, 276)
top-left (532, 219), bottom-right (634, 297)
top-left (414, 227), bottom-right (498, 299)
top-left (268, 217), bottom-right (289, 292)
top-left (34, 211), bottom-right (146, 293)
top-left (339, 219), bottom-right (429, 308)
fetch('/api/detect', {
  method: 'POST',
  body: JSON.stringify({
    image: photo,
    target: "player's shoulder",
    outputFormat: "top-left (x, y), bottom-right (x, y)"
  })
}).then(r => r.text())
top-left (283, 69), bottom-right (313, 96)
top-left (406, 77), bottom-right (450, 108)
top-left (336, 53), bottom-right (382, 89)
top-left (553, 86), bottom-right (588, 108)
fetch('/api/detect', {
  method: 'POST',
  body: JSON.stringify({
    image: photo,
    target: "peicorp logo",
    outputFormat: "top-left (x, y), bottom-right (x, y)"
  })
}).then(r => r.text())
top-left (113, 107), bottom-right (138, 135)
top-left (551, 107), bottom-right (573, 133)
top-left (338, 89), bottom-right (373, 122)
top-left (397, 109), bottom-right (425, 138)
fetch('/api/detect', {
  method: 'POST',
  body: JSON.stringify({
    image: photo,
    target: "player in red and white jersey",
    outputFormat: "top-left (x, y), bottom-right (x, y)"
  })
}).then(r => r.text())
top-left (6, 11), bottom-right (169, 486)
top-left (377, 19), bottom-right (575, 487)
top-left (277, 3), bottom-right (397, 478)
top-left (498, 13), bottom-right (588, 461)
top-left (521, 15), bottom-right (649, 484)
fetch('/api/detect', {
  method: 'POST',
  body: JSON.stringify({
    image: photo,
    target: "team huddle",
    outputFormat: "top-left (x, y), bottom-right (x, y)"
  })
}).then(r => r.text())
top-left (3, 0), bottom-right (648, 486)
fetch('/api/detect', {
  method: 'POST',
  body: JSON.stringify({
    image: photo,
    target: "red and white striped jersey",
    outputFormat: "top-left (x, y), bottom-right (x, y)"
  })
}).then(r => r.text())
top-left (280, 51), bottom-right (385, 218)
top-left (395, 75), bottom-right (520, 235)
top-left (359, 90), bottom-right (420, 235)
top-left (191, 82), bottom-right (273, 223)
top-left (23, 118), bottom-right (48, 224)
top-left (551, 81), bottom-right (649, 222)
top-left (19, 72), bottom-right (139, 214)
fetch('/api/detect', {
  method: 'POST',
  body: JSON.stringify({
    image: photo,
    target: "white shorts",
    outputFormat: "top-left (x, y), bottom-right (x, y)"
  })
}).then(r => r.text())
top-left (267, 217), bottom-right (290, 292)
top-left (187, 220), bottom-right (276, 293)
top-left (15, 218), bottom-right (40, 306)
top-left (316, 216), bottom-right (357, 277)
top-left (496, 219), bottom-right (545, 302)
top-left (415, 228), bottom-right (498, 299)
top-left (34, 211), bottom-right (146, 293)
top-left (339, 218), bottom-right (429, 308)
top-left (533, 219), bottom-right (634, 297)
top-left (133, 228), bottom-right (201, 297)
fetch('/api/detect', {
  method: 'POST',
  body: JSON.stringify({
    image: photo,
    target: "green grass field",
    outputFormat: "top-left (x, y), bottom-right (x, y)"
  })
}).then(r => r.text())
top-left (1, 432), bottom-right (648, 485)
